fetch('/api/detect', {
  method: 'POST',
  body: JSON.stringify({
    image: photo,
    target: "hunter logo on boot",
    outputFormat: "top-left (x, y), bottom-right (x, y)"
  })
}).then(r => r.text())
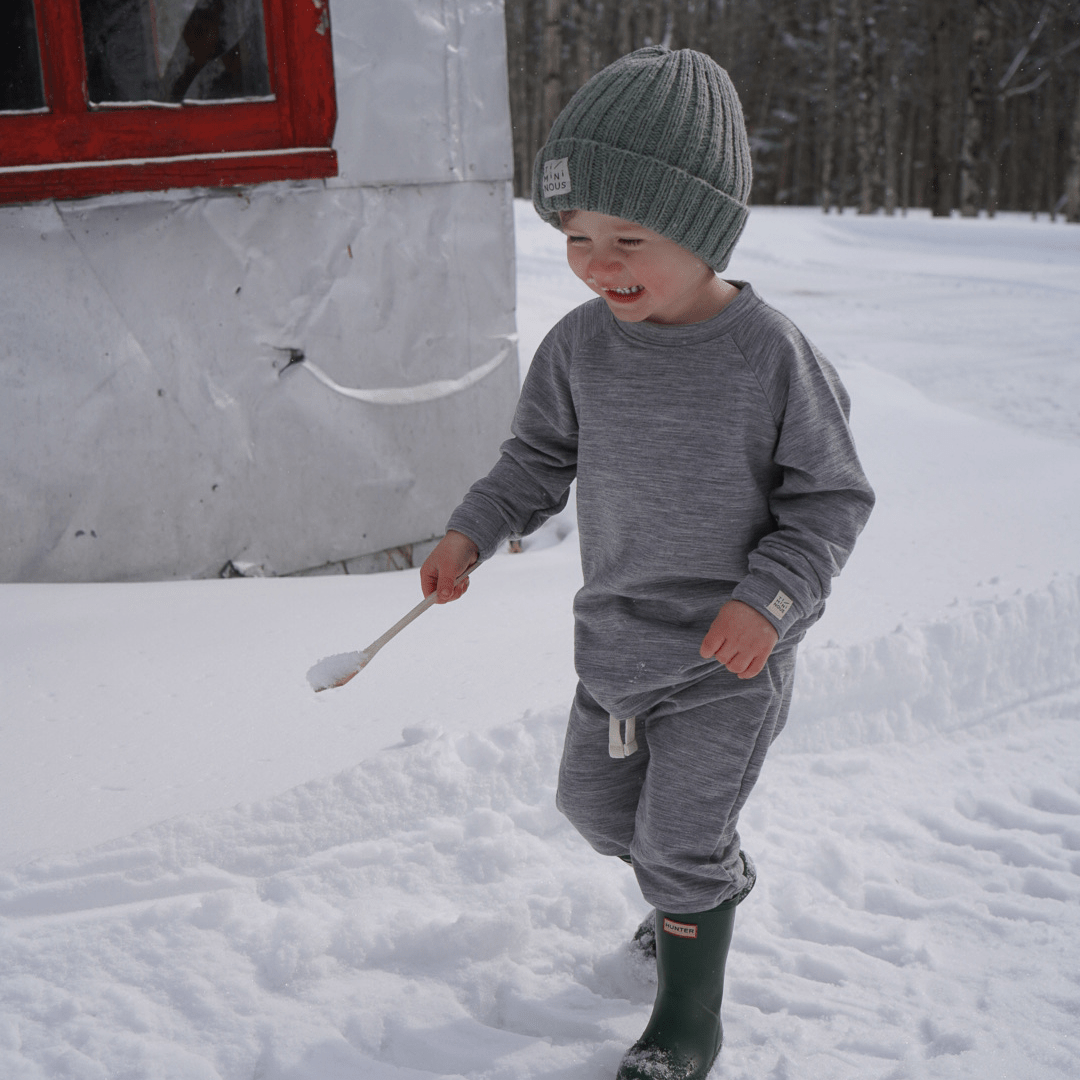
top-left (662, 917), bottom-right (698, 940)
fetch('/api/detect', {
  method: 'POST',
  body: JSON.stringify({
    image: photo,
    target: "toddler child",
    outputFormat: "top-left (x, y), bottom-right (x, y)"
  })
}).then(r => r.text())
top-left (421, 46), bottom-right (875, 1080)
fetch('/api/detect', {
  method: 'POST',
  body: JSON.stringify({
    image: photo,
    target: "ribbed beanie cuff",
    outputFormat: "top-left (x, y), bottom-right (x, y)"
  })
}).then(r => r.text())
top-left (533, 47), bottom-right (752, 273)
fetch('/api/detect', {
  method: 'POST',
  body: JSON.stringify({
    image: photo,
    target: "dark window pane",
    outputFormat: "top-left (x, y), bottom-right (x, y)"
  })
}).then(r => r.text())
top-left (1, 0), bottom-right (46, 112)
top-left (81, 0), bottom-right (271, 105)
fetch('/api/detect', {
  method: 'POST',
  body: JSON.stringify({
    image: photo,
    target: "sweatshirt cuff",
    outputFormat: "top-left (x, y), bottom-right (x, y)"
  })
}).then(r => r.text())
top-left (731, 575), bottom-right (803, 641)
top-left (446, 495), bottom-right (514, 562)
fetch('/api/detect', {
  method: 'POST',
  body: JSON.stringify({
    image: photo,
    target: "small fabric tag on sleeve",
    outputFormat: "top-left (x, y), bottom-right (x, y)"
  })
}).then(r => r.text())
top-left (766, 590), bottom-right (794, 619)
top-left (542, 157), bottom-right (572, 197)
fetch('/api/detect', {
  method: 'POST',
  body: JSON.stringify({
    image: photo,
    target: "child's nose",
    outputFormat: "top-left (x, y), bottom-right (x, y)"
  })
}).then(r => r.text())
top-left (586, 249), bottom-right (622, 276)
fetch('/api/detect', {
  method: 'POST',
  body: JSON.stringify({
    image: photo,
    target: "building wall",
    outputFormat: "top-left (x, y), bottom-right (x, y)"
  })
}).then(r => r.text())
top-left (0, 0), bottom-right (518, 582)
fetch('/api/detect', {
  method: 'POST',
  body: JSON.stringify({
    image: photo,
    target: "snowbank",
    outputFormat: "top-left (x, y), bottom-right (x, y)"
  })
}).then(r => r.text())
top-left (3, 692), bottom-right (1078, 1078)
top-left (790, 572), bottom-right (1080, 751)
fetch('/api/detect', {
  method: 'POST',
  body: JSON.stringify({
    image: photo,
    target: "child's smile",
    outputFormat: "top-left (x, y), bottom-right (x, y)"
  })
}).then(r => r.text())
top-left (561, 210), bottom-right (737, 326)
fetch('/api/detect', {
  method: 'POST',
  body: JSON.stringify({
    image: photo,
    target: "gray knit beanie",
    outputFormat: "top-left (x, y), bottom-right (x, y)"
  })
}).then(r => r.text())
top-left (532, 47), bottom-right (752, 272)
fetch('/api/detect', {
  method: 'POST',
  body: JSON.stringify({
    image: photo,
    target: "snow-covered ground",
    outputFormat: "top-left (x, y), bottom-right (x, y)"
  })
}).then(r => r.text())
top-left (2, 204), bottom-right (1079, 1079)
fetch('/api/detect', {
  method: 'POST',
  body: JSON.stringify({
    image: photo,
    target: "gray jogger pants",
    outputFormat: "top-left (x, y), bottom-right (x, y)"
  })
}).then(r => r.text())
top-left (556, 647), bottom-right (797, 913)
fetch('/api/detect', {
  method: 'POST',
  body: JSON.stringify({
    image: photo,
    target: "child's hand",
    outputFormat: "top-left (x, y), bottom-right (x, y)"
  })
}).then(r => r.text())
top-left (699, 600), bottom-right (779, 679)
top-left (420, 530), bottom-right (480, 603)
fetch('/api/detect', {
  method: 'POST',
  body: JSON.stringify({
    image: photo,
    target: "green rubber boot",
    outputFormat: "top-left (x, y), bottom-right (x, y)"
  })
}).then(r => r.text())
top-left (626, 852), bottom-right (755, 965)
top-left (616, 899), bottom-right (737, 1080)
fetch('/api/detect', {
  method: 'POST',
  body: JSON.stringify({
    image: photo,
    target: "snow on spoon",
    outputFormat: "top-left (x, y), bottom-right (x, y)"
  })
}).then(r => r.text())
top-left (306, 649), bottom-right (370, 692)
top-left (306, 564), bottom-right (476, 692)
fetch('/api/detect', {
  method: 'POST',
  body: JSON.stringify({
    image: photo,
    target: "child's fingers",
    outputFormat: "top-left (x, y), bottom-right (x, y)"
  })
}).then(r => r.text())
top-left (438, 561), bottom-right (475, 602)
top-left (435, 562), bottom-right (465, 602)
top-left (420, 532), bottom-right (478, 603)
top-left (720, 648), bottom-right (748, 675)
top-left (699, 623), bottom-right (727, 660)
top-left (700, 600), bottom-right (778, 679)
top-left (735, 651), bottom-right (768, 680)
top-left (420, 559), bottom-right (440, 598)
top-left (700, 632), bottom-right (743, 673)
top-left (716, 644), bottom-right (753, 677)
top-left (704, 642), bottom-right (767, 679)
top-left (419, 550), bottom-right (457, 600)
top-left (420, 565), bottom-right (438, 598)
top-left (440, 571), bottom-right (469, 601)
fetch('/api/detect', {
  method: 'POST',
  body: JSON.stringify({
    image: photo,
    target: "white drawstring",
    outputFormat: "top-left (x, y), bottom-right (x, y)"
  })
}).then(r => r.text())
top-left (608, 715), bottom-right (638, 758)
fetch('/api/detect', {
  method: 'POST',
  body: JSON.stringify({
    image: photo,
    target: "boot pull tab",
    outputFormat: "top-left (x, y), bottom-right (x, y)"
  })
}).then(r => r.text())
top-left (608, 715), bottom-right (638, 758)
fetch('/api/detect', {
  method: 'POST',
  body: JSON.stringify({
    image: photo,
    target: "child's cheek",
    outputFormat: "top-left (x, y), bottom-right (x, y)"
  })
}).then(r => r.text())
top-left (567, 250), bottom-right (591, 285)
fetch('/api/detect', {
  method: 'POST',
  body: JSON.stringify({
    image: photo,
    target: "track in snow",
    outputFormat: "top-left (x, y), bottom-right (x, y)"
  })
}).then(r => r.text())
top-left (2, 681), bottom-right (1078, 1080)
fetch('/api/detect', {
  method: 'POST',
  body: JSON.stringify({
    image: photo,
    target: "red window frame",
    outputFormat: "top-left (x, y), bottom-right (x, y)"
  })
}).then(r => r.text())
top-left (0, 0), bottom-right (337, 205)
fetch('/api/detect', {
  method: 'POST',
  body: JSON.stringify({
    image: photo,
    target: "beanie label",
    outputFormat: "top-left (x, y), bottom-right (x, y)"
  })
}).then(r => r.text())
top-left (542, 157), bottom-right (572, 198)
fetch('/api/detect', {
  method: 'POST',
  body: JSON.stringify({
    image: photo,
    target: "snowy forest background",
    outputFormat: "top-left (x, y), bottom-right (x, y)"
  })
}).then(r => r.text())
top-left (504, 0), bottom-right (1080, 219)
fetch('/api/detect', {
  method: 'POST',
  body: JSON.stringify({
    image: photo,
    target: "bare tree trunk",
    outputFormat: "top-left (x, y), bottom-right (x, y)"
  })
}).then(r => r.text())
top-left (567, 0), bottom-right (592, 95)
top-left (707, 0), bottom-right (734, 71)
top-left (792, 92), bottom-right (809, 206)
top-left (641, 1), bottom-right (662, 47)
top-left (985, 122), bottom-right (1004, 217)
top-left (615, 3), bottom-right (632, 59)
top-left (998, 1), bottom-right (1051, 217)
top-left (851, 0), bottom-right (880, 213)
top-left (901, 101), bottom-right (916, 214)
top-left (820, 0), bottom-right (841, 212)
top-left (540, 0), bottom-right (563, 145)
top-left (1042, 67), bottom-right (1057, 220)
top-left (503, 0), bottom-right (538, 198)
top-left (1066, 78), bottom-right (1080, 222)
top-left (526, 0), bottom-right (544, 193)
top-left (1007, 98), bottom-right (1021, 209)
top-left (838, 85), bottom-right (854, 213)
top-left (959, 0), bottom-right (992, 217)
top-left (881, 1), bottom-right (904, 216)
top-left (675, 0), bottom-right (697, 53)
top-left (1031, 105), bottom-right (1040, 218)
top-left (658, 0), bottom-right (674, 50)
top-left (928, 1), bottom-right (959, 217)
top-left (986, 8), bottom-right (1005, 219)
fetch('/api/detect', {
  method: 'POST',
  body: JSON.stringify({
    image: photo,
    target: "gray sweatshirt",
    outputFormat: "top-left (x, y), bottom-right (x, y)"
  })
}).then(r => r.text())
top-left (448, 284), bottom-right (875, 718)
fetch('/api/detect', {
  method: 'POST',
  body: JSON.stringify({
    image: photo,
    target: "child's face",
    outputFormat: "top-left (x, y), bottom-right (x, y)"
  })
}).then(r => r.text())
top-left (562, 210), bottom-right (725, 326)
